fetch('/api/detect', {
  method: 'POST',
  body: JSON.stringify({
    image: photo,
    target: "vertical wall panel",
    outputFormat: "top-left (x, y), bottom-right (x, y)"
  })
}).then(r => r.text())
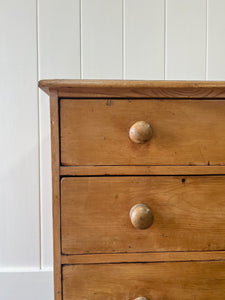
top-left (38, 0), bottom-right (80, 268)
top-left (166, 0), bottom-right (206, 79)
top-left (0, 0), bottom-right (40, 267)
top-left (38, 0), bottom-right (81, 79)
top-left (208, 0), bottom-right (225, 79)
top-left (82, 0), bottom-right (122, 79)
top-left (124, 0), bottom-right (164, 79)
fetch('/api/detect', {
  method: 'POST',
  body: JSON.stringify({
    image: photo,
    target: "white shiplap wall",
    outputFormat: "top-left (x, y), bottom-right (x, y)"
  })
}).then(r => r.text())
top-left (1, 0), bottom-right (225, 298)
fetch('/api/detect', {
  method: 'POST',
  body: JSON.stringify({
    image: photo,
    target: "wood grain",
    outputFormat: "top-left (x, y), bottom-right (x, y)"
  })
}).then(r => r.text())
top-left (60, 165), bottom-right (225, 176)
top-left (61, 176), bottom-right (225, 254)
top-left (60, 99), bottom-right (225, 166)
top-left (41, 81), bottom-right (225, 299)
top-left (61, 250), bottom-right (225, 264)
top-left (129, 121), bottom-right (153, 144)
top-left (63, 261), bottom-right (225, 299)
top-left (49, 90), bottom-right (62, 300)
top-left (39, 79), bottom-right (225, 98)
top-left (129, 204), bottom-right (154, 229)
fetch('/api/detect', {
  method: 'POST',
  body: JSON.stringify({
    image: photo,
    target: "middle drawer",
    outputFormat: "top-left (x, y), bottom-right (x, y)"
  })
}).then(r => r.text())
top-left (61, 176), bottom-right (225, 255)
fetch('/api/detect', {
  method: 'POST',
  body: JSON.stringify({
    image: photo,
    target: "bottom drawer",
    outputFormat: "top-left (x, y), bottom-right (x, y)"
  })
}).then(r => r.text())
top-left (63, 261), bottom-right (225, 300)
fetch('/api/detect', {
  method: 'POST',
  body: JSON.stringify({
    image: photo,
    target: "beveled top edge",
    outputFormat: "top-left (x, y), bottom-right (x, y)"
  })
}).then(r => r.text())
top-left (38, 79), bottom-right (225, 89)
top-left (38, 79), bottom-right (225, 98)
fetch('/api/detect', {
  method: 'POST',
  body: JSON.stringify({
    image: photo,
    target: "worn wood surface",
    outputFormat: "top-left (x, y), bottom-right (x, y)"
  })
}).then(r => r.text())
top-left (129, 204), bottom-right (153, 229)
top-left (129, 121), bottom-right (153, 144)
top-left (61, 250), bottom-right (225, 264)
top-left (49, 91), bottom-right (62, 300)
top-left (61, 176), bottom-right (225, 254)
top-left (39, 80), bottom-right (225, 98)
top-left (63, 261), bottom-right (225, 299)
top-left (60, 99), bottom-right (225, 166)
top-left (60, 165), bottom-right (225, 176)
top-left (42, 81), bottom-right (225, 299)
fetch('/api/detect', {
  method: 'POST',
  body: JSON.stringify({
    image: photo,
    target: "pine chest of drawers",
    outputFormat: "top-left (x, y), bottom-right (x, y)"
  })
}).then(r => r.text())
top-left (39, 80), bottom-right (225, 300)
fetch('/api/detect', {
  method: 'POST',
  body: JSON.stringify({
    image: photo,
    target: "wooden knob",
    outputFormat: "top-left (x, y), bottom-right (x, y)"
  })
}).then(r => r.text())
top-left (134, 297), bottom-right (150, 300)
top-left (130, 204), bottom-right (153, 230)
top-left (129, 121), bottom-right (152, 143)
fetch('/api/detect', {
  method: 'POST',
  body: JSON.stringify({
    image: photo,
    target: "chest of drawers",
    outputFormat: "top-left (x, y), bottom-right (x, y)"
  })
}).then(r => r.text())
top-left (39, 80), bottom-right (225, 300)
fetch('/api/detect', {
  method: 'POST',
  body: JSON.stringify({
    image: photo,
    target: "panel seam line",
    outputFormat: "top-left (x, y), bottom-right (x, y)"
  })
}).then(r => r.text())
top-left (36, 0), bottom-right (42, 270)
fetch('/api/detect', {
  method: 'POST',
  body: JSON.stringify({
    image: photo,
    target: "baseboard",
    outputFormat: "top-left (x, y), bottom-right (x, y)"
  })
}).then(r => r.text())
top-left (0, 269), bottom-right (53, 300)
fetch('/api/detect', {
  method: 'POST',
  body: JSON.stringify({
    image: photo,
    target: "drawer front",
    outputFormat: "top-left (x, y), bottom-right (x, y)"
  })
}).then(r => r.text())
top-left (61, 176), bottom-right (225, 254)
top-left (63, 262), bottom-right (225, 300)
top-left (60, 99), bottom-right (225, 166)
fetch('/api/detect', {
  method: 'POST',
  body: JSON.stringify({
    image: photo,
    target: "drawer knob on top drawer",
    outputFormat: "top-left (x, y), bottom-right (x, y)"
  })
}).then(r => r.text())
top-left (129, 121), bottom-right (153, 143)
top-left (135, 297), bottom-right (150, 300)
top-left (130, 204), bottom-right (153, 230)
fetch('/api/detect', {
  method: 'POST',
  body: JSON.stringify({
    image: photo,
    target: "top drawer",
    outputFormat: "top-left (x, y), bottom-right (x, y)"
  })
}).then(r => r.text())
top-left (60, 99), bottom-right (225, 166)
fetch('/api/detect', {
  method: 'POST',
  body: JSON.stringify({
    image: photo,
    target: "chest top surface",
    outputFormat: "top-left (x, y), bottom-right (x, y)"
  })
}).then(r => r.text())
top-left (39, 79), bottom-right (225, 98)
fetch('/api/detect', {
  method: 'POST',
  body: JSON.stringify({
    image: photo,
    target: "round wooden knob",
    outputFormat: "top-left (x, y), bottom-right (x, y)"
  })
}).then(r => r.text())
top-left (134, 297), bottom-right (150, 300)
top-left (129, 121), bottom-right (153, 143)
top-left (130, 204), bottom-right (153, 230)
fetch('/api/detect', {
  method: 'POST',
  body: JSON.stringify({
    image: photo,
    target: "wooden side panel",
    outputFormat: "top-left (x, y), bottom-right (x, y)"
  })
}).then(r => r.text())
top-left (82, 0), bottom-right (122, 79)
top-left (124, 0), bottom-right (164, 79)
top-left (208, 0), bottom-right (225, 80)
top-left (63, 262), bottom-right (225, 300)
top-left (49, 91), bottom-right (61, 300)
top-left (61, 176), bottom-right (225, 254)
top-left (60, 99), bottom-right (225, 166)
top-left (166, 0), bottom-right (206, 79)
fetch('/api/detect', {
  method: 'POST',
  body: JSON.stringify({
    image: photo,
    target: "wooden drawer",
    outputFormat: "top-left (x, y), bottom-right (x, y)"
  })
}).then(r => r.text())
top-left (63, 261), bottom-right (225, 300)
top-left (60, 99), bottom-right (225, 166)
top-left (61, 176), bottom-right (225, 254)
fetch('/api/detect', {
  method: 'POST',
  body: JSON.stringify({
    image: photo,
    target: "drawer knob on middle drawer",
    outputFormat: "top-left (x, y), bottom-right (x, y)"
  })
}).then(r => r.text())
top-left (129, 121), bottom-right (153, 143)
top-left (135, 297), bottom-right (150, 300)
top-left (130, 204), bottom-right (153, 229)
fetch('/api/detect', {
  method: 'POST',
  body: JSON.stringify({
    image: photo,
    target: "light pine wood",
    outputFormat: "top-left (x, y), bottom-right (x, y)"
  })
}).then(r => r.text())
top-left (130, 204), bottom-right (153, 229)
top-left (39, 80), bottom-right (225, 299)
top-left (63, 261), bottom-right (225, 299)
top-left (49, 90), bottom-right (62, 300)
top-left (60, 165), bottom-right (225, 176)
top-left (60, 99), bottom-right (225, 166)
top-left (61, 176), bottom-right (225, 254)
top-left (39, 79), bottom-right (225, 98)
top-left (129, 121), bottom-right (153, 144)
top-left (61, 251), bottom-right (225, 265)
